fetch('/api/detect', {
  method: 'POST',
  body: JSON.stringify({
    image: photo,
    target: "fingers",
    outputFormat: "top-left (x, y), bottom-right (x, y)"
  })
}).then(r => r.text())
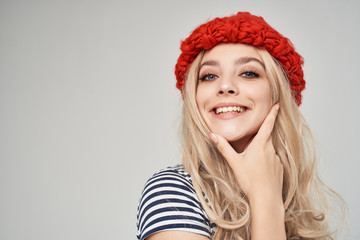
top-left (209, 132), bottom-right (238, 165)
top-left (255, 104), bottom-right (280, 143)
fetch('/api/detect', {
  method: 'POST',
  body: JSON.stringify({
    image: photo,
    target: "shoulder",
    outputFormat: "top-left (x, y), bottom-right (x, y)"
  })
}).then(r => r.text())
top-left (136, 165), bottom-right (213, 240)
top-left (143, 164), bottom-right (193, 192)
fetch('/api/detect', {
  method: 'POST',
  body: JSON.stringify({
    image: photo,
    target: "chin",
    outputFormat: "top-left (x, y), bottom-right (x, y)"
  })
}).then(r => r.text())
top-left (212, 125), bottom-right (257, 148)
top-left (221, 133), bottom-right (244, 142)
top-left (213, 127), bottom-right (247, 142)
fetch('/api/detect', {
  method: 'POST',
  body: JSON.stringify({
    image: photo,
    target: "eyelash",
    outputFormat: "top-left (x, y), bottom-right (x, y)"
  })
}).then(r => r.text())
top-left (241, 71), bottom-right (260, 78)
top-left (199, 70), bottom-right (260, 81)
top-left (199, 73), bottom-right (217, 81)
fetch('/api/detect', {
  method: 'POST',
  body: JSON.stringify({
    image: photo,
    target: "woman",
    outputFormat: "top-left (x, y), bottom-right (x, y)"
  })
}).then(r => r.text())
top-left (136, 12), bottom-right (345, 240)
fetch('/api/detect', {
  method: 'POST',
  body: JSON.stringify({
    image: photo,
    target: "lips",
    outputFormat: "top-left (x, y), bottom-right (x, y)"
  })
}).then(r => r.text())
top-left (211, 102), bottom-right (249, 115)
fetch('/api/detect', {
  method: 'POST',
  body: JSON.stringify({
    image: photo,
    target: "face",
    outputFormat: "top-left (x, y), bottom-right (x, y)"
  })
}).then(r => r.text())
top-left (196, 43), bottom-right (272, 153)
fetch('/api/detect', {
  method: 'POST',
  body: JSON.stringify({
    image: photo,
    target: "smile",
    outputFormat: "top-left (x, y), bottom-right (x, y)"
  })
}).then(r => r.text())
top-left (215, 106), bottom-right (247, 115)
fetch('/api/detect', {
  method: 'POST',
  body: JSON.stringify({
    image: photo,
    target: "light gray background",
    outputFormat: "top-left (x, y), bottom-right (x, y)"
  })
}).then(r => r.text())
top-left (1, 0), bottom-right (359, 239)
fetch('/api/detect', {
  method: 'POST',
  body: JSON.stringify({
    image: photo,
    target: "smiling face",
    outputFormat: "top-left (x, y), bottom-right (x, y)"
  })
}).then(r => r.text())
top-left (196, 43), bottom-right (272, 153)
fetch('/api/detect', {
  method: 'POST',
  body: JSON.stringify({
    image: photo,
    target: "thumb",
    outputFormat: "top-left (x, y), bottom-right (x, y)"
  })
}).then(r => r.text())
top-left (209, 132), bottom-right (238, 165)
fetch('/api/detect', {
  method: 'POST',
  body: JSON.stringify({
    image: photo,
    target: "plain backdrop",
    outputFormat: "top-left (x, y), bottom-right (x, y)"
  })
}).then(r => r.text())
top-left (1, 0), bottom-right (359, 239)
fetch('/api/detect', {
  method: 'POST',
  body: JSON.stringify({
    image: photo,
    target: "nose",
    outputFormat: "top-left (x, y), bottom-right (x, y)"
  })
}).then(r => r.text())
top-left (217, 77), bottom-right (239, 96)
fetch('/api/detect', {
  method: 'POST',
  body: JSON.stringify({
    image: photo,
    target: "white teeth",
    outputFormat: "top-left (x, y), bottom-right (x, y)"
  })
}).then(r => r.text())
top-left (215, 106), bottom-right (246, 114)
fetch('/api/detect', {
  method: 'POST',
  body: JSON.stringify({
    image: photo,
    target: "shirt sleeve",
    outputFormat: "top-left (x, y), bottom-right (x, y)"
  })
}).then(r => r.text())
top-left (136, 168), bottom-right (212, 240)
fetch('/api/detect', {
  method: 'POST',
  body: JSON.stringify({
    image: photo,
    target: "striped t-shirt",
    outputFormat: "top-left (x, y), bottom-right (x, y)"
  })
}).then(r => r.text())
top-left (136, 165), bottom-right (216, 240)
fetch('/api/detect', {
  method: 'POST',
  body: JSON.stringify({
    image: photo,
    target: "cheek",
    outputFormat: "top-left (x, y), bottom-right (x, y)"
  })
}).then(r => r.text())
top-left (195, 86), bottom-right (214, 128)
top-left (257, 85), bottom-right (273, 123)
top-left (248, 82), bottom-right (272, 106)
top-left (195, 86), bottom-right (208, 111)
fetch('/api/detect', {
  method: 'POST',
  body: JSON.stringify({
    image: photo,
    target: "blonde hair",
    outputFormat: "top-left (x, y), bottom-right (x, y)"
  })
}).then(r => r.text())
top-left (180, 47), bottom-right (347, 239)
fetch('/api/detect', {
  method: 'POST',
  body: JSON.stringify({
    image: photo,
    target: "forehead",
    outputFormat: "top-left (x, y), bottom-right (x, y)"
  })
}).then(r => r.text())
top-left (201, 43), bottom-right (262, 63)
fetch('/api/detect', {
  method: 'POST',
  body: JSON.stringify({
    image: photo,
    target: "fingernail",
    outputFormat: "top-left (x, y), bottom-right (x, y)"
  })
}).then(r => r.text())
top-left (209, 132), bottom-right (218, 143)
top-left (275, 104), bottom-right (280, 111)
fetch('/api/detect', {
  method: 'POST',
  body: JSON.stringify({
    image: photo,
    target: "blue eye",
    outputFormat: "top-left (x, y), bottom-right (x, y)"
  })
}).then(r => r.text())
top-left (241, 71), bottom-right (259, 78)
top-left (199, 73), bottom-right (218, 81)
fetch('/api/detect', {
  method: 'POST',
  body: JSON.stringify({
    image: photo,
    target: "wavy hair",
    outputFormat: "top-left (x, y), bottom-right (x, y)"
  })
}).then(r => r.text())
top-left (180, 47), bottom-right (346, 239)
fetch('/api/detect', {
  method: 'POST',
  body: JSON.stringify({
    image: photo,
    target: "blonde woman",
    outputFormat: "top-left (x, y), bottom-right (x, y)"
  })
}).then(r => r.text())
top-left (136, 12), bottom-right (345, 240)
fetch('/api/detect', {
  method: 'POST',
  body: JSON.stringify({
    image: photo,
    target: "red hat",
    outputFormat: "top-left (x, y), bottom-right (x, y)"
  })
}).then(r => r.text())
top-left (175, 12), bottom-right (305, 105)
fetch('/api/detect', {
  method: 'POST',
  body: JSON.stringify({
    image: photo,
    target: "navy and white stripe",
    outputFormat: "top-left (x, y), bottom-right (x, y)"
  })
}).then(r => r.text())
top-left (136, 165), bottom-right (216, 240)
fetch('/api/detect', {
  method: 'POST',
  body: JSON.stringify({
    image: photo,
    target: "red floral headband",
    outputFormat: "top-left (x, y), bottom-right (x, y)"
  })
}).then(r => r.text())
top-left (175, 12), bottom-right (305, 105)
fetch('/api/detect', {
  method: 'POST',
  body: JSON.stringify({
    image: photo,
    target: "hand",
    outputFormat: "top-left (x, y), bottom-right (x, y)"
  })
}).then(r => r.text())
top-left (209, 104), bottom-right (283, 203)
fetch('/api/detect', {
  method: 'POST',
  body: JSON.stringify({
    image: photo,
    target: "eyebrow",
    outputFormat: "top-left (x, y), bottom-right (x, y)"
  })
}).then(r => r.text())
top-left (199, 57), bottom-right (265, 70)
top-left (235, 57), bottom-right (265, 69)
